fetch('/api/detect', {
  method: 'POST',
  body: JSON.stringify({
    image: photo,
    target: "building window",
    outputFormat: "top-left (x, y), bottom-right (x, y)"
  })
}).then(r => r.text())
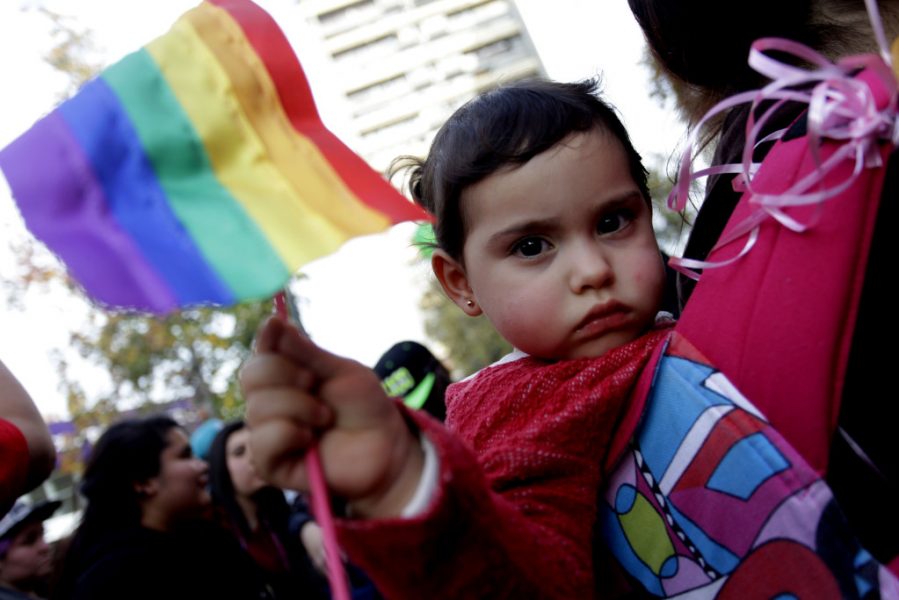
top-left (347, 74), bottom-right (408, 105)
top-left (317, 0), bottom-right (375, 26)
top-left (332, 33), bottom-right (400, 62)
top-left (360, 113), bottom-right (419, 138)
top-left (467, 34), bottom-right (520, 61)
top-left (447, 0), bottom-right (505, 23)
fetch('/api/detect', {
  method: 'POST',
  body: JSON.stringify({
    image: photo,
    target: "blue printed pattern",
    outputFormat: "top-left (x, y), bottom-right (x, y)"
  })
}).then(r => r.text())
top-left (600, 333), bottom-right (899, 598)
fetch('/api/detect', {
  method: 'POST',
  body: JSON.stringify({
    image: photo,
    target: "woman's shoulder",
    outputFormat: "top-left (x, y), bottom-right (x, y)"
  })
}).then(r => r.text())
top-left (66, 529), bottom-right (170, 600)
top-left (68, 524), bottom-right (265, 600)
top-left (72, 526), bottom-right (165, 568)
top-left (0, 586), bottom-right (32, 600)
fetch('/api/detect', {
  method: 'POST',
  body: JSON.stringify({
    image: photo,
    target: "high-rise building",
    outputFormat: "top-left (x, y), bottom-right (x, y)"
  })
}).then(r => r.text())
top-left (287, 0), bottom-right (545, 172)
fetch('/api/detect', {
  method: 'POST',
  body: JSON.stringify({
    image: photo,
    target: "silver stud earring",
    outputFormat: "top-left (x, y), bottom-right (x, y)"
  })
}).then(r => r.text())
top-left (466, 299), bottom-right (474, 307)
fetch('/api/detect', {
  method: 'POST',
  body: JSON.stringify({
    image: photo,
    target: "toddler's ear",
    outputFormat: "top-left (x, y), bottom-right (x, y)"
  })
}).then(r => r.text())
top-left (431, 250), bottom-right (482, 316)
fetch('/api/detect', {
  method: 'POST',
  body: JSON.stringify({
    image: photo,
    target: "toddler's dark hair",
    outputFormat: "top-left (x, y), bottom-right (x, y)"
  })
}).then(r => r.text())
top-left (392, 78), bottom-right (650, 261)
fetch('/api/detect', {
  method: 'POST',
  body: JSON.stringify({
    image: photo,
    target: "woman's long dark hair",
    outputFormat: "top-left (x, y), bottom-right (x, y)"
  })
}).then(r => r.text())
top-left (626, 0), bottom-right (871, 299)
top-left (80, 416), bottom-right (178, 534)
top-left (624, 0), bottom-right (874, 124)
top-left (207, 420), bottom-right (290, 539)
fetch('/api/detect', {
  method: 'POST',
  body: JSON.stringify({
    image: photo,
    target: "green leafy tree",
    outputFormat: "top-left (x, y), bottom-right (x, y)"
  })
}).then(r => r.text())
top-left (61, 301), bottom-right (272, 423)
top-left (38, 6), bottom-right (102, 98)
top-left (646, 155), bottom-right (695, 256)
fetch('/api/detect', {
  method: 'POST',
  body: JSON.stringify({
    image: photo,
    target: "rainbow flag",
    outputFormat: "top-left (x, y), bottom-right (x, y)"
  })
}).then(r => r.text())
top-left (0, 0), bottom-right (429, 313)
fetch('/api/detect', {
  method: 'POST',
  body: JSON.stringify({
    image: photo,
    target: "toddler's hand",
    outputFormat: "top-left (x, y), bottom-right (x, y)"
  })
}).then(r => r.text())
top-left (241, 317), bottom-right (424, 518)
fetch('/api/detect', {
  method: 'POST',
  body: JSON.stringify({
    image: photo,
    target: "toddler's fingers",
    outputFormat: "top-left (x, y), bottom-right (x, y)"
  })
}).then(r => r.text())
top-left (251, 317), bottom-right (352, 384)
top-left (245, 387), bottom-right (333, 429)
top-left (272, 323), bottom-right (358, 380)
top-left (253, 316), bottom-right (288, 354)
top-left (249, 419), bottom-right (314, 490)
top-left (241, 353), bottom-right (316, 394)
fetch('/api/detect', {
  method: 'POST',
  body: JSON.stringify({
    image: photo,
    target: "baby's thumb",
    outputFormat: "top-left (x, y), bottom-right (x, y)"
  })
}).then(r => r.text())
top-left (271, 318), bottom-right (351, 379)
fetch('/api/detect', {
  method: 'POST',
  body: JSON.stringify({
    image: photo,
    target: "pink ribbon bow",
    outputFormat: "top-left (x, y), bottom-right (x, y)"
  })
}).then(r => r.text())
top-left (668, 0), bottom-right (899, 280)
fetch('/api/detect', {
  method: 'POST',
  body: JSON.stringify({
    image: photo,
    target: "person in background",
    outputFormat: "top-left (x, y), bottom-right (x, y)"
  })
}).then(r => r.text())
top-left (373, 341), bottom-right (451, 423)
top-left (288, 490), bottom-right (383, 600)
top-left (207, 421), bottom-right (324, 600)
top-left (53, 415), bottom-right (269, 600)
top-left (627, 0), bottom-right (899, 569)
top-left (0, 361), bottom-right (55, 515)
top-left (0, 499), bottom-right (60, 600)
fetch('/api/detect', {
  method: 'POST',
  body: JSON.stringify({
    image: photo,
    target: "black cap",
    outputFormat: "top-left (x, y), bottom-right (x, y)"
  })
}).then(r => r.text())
top-left (0, 499), bottom-right (61, 541)
top-left (374, 341), bottom-right (449, 420)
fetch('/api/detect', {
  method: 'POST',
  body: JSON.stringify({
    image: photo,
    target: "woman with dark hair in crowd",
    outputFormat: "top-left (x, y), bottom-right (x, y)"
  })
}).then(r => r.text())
top-left (628, 0), bottom-right (899, 571)
top-left (207, 421), bottom-right (324, 600)
top-left (53, 415), bottom-right (269, 600)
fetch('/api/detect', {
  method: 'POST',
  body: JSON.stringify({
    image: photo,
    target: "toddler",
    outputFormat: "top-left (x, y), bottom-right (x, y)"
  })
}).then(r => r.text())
top-left (241, 79), bottom-right (671, 598)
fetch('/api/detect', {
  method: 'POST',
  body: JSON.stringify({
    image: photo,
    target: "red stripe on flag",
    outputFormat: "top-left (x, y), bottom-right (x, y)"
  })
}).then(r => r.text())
top-left (209, 0), bottom-right (430, 224)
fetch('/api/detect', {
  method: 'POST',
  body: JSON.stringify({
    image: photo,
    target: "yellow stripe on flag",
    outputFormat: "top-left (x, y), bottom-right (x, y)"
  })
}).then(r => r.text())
top-left (186, 3), bottom-right (392, 238)
top-left (147, 16), bottom-right (382, 271)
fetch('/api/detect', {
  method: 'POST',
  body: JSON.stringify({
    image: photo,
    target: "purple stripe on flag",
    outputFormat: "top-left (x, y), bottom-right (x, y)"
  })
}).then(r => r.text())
top-left (59, 77), bottom-right (234, 306)
top-left (0, 111), bottom-right (179, 312)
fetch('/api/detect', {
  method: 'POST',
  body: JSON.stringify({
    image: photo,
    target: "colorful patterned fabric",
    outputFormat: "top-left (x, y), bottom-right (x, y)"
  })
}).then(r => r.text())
top-left (601, 333), bottom-right (899, 598)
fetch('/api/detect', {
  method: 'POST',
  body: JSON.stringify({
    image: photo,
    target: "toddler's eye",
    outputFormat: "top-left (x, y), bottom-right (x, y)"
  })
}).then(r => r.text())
top-left (596, 210), bottom-right (633, 235)
top-left (511, 237), bottom-right (550, 258)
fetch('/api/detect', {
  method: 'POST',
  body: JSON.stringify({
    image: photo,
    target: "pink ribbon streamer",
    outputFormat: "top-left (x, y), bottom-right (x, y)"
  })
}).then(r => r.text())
top-left (305, 445), bottom-right (352, 600)
top-left (273, 292), bottom-right (352, 600)
top-left (668, 2), bottom-right (898, 280)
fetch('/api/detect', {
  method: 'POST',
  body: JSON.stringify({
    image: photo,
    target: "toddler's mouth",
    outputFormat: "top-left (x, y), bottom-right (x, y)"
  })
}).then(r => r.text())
top-left (575, 301), bottom-right (629, 336)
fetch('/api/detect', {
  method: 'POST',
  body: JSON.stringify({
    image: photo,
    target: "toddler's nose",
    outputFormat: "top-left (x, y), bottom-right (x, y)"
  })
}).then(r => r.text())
top-left (568, 242), bottom-right (613, 293)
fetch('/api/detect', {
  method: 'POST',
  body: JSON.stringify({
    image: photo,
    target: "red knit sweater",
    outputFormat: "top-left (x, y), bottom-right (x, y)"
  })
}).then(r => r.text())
top-left (337, 326), bottom-right (671, 599)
